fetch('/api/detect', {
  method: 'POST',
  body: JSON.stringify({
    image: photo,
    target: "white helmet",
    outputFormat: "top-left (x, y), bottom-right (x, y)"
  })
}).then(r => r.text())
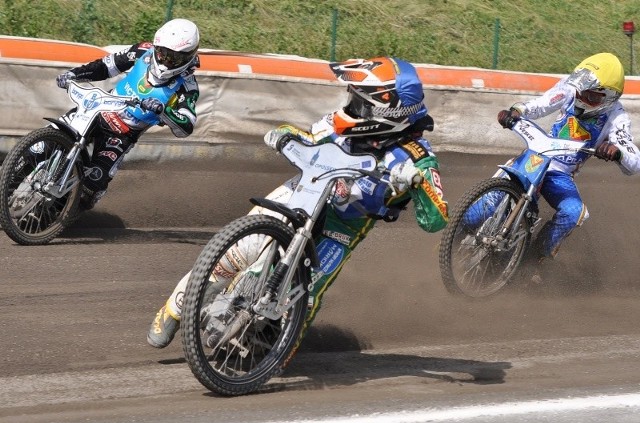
top-left (149, 18), bottom-right (199, 84)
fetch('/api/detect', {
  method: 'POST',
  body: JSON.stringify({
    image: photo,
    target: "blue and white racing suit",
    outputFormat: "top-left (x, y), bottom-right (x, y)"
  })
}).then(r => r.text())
top-left (513, 77), bottom-right (640, 257)
top-left (62, 42), bottom-right (199, 194)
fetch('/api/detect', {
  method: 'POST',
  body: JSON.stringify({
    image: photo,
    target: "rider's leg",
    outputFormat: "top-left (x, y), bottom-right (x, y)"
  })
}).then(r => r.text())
top-left (81, 131), bottom-right (134, 210)
top-left (536, 171), bottom-right (589, 258)
top-left (146, 181), bottom-right (296, 349)
top-left (283, 207), bottom-right (377, 365)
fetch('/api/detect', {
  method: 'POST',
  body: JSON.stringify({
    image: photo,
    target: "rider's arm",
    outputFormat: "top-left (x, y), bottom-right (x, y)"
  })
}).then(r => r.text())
top-left (67, 42), bottom-right (152, 81)
top-left (264, 114), bottom-right (336, 147)
top-left (605, 107), bottom-right (640, 175)
top-left (158, 75), bottom-right (199, 138)
top-left (511, 78), bottom-right (574, 120)
top-left (387, 138), bottom-right (448, 232)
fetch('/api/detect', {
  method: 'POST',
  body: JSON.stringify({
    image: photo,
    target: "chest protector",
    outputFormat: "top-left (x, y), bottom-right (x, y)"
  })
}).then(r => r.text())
top-left (112, 49), bottom-right (184, 126)
top-left (547, 109), bottom-right (608, 173)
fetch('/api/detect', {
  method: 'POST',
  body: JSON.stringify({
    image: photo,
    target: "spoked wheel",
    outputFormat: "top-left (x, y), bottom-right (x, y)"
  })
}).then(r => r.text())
top-left (0, 128), bottom-right (82, 245)
top-left (181, 214), bottom-right (309, 396)
top-left (439, 178), bottom-right (532, 297)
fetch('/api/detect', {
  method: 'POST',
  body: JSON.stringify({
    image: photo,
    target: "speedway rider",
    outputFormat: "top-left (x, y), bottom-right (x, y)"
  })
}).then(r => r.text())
top-left (147, 57), bottom-right (449, 352)
top-left (497, 52), bottom-right (640, 272)
top-left (55, 18), bottom-right (200, 209)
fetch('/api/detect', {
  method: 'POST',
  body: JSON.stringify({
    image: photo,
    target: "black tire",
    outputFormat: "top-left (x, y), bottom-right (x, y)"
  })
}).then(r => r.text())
top-left (181, 214), bottom-right (309, 396)
top-left (439, 177), bottom-right (531, 297)
top-left (0, 127), bottom-right (82, 245)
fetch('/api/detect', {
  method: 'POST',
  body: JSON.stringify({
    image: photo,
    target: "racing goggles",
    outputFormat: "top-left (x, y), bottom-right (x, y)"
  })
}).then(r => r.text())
top-left (346, 89), bottom-right (423, 119)
top-left (154, 46), bottom-right (194, 69)
top-left (578, 89), bottom-right (607, 106)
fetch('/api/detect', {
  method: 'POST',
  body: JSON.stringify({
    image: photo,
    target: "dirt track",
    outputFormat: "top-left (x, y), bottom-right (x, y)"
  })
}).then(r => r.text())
top-left (2, 151), bottom-right (640, 422)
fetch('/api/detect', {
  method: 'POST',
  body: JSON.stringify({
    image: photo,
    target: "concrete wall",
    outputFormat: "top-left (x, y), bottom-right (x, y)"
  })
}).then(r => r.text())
top-left (1, 57), bottom-right (639, 162)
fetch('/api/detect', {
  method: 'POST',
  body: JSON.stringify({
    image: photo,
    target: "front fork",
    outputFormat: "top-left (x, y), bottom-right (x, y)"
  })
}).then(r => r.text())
top-left (488, 183), bottom-right (539, 250)
top-left (43, 137), bottom-right (86, 198)
top-left (253, 183), bottom-right (335, 320)
top-left (252, 218), bottom-right (313, 320)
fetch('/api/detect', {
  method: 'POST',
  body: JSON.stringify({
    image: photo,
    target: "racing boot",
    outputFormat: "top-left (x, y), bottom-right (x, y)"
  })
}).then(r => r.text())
top-left (519, 239), bottom-right (546, 285)
top-left (79, 186), bottom-right (106, 211)
top-left (147, 301), bottom-right (180, 349)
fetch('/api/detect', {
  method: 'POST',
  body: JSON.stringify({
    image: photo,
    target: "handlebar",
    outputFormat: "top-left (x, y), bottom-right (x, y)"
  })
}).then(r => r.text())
top-left (278, 137), bottom-right (424, 197)
top-left (126, 98), bottom-right (142, 108)
top-left (66, 80), bottom-right (142, 109)
top-left (538, 146), bottom-right (596, 156)
top-left (314, 165), bottom-right (423, 197)
top-left (580, 147), bottom-right (596, 155)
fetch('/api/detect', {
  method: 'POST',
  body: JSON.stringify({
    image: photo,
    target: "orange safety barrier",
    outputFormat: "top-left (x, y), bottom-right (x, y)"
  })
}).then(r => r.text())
top-left (0, 37), bottom-right (107, 63)
top-left (2, 36), bottom-right (639, 94)
top-left (198, 52), bottom-right (337, 81)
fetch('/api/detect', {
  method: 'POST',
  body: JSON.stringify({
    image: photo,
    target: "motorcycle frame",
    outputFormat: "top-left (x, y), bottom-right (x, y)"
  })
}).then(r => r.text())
top-left (250, 140), bottom-right (380, 320)
top-left (487, 118), bottom-right (593, 249)
top-left (39, 81), bottom-right (137, 199)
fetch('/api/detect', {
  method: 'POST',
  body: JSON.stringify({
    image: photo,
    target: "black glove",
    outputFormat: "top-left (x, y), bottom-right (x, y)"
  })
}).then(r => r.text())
top-left (497, 108), bottom-right (521, 129)
top-left (56, 71), bottom-right (76, 89)
top-left (595, 142), bottom-right (621, 162)
top-left (141, 97), bottom-right (164, 115)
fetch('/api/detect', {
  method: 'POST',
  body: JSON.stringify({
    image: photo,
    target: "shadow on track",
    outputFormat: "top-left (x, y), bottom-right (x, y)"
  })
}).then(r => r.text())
top-left (158, 324), bottom-right (510, 397)
top-left (50, 210), bottom-right (217, 245)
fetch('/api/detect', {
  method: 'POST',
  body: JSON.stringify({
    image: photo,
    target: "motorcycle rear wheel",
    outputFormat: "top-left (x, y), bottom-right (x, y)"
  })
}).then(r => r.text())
top-left (0, 128), bottom-right (81, 245)
top-left (181, 214), bottom-right (309, 396)
top-left (439, 177), bottom-right (531, 297)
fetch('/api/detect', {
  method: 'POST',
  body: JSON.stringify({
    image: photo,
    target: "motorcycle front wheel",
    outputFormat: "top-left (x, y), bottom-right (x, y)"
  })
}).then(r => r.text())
top-left (0, 127), bottom-right (82, 245)
top-left (439, 177), bottom-right (531, 297)
top-left (181, 214), bottom-right (309, 396)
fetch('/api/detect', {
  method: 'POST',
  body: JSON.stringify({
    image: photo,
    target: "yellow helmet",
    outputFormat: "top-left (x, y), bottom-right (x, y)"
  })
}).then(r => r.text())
top-left (566, 52), bottom-right (624, 117)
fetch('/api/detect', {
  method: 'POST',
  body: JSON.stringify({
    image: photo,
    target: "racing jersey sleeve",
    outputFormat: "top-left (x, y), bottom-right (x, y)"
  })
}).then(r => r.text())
top-left (159, 74), bottom-right (199, 138)
top-left (386, 138), bottom-right (448, 232)
top-left (513, 77), bottom-right (575, 120)
top-left (603, 106), bottom-right (640, 175)
top-left (68, 42), bottom-right (153, 81)
top-left (265, 114), bottom-right (336, 146)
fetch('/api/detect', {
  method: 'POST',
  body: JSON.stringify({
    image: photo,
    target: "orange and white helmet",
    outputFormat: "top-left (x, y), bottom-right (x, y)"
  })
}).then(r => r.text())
top-left (330, 57), bottom-right (430, 138)
top-left (149, 18), bottom-right (200, 84)
top-left (566, 52), bottom-right (624, 118)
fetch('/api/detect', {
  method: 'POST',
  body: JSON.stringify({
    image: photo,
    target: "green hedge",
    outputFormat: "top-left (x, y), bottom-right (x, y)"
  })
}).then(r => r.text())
top-left (2, 0), bottom-right (639, 74)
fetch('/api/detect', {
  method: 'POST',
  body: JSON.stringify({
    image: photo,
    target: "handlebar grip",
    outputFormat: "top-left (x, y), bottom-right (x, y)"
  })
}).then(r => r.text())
top-left (275, 134), bottom-right (299, 152)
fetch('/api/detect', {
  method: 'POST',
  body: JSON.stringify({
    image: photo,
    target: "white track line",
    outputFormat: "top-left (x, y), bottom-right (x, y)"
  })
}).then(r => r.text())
top-left (273, 393), bottom-right (640, 423)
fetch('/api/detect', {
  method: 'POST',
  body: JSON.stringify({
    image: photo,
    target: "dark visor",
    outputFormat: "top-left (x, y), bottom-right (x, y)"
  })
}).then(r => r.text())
top-left (347, 92), bottom-right (374, 119)
top-left (154, 46), bottom-right (193, 69)
top-left (347, 90), bottom-right (424, 119)
top-left (579, 89), bottom-right (606, 106)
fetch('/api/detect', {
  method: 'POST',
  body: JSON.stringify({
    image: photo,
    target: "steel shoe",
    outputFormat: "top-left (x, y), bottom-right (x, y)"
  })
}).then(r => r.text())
top-left (147, 303), bottom-right (180, 349)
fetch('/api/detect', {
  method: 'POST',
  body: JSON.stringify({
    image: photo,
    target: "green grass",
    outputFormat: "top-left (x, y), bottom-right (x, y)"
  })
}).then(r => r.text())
top-left (2, 0), bottom-right (640, 74)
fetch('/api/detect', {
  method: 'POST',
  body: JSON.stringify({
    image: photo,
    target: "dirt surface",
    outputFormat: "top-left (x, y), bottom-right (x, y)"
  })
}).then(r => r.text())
top-left (2, 152), bottom-right (640, 422)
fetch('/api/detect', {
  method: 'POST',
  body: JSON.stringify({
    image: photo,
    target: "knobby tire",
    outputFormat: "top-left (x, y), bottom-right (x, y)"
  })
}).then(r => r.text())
top-left (439, 177), bottom-right (531, 297)
top-left (181, 214), bottom-right (309, 396)
top-left (0, 127), bottom-right (81, 245)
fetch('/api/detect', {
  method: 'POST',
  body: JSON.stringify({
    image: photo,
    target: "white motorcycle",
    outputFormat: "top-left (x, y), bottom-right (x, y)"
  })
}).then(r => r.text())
top-left (180, 135), bottom-right (407, 396)
top-left (0, 81), bottom-right (142, 245)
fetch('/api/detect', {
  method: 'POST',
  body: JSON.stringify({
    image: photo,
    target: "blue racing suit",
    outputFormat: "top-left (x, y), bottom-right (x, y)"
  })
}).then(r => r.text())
top-left (511, 77), bottom-right (640, 257)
